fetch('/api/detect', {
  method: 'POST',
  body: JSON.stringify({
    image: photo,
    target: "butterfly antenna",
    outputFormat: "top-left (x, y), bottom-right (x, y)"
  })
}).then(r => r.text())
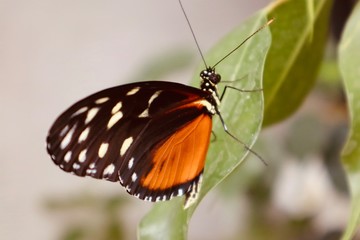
top-left (179, 0), bottom-right (208, 69)
top-left (212, 18), bottom-right (274, 68)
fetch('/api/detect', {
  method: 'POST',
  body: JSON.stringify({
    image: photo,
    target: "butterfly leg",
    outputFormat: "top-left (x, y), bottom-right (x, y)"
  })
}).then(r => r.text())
top-left (220, 85), bottom-right (263, 101)
top-left (214, 108), bottom-right (267, 165)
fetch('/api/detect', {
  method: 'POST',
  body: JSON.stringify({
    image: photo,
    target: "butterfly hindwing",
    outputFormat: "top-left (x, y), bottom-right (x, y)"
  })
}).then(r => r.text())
top-left (46, 81), bottom-right (213, 201)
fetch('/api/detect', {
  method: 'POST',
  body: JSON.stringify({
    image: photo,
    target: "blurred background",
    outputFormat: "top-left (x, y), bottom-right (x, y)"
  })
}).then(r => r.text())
top-left (0, 0), bottom-right (358, 239)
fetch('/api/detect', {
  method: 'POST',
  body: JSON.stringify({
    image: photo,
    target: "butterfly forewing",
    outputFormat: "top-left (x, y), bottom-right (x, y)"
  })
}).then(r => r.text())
top-left (46, 81), bottom-right (213, 202)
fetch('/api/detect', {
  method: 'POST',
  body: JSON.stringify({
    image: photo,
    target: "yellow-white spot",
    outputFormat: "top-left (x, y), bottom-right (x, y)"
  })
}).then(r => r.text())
top-left (148, 90), bottom-right (162, 105)
top-left (111, 101), bottom-right (122, 114)
top-left (72, 163), bottom-right (80, 170)
top-left (78, 149), bottom-right (87, 162)
top-left (120, 137), bottom-right (133, 156)
top-left (78, 127), bottom-right (90, 143)
top-left (64, 151), bottom-right (72, 162)
top-left (71, 106), bottom-right (88, 117)
top-left (60, 125), bottom-right (75, 149)
top-left (138, 108), bottom-right (149, 118)
top-left (85, 107), bottom-right (99, 124)
top-left (131, 173), bottom-right (137, 182)
top-left (95, 97), bottom-right (109, 104)
top-left (126, 87), bottom-right (140, 96)
top-left (98, 142), bottom-right (109, 158)
top-left (103, 164), bottom-right (115, 176)
top-left (59, 125), bottom-right (69, 137)
top-left (107, 111), bottom-right (123, 129)
top-left (128, 157), bottom-right (134, 169)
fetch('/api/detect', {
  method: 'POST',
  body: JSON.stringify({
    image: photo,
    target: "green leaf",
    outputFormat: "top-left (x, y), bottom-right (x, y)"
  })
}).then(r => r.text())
top-left (138, 13), bottom-right (271, 240)
top-left (262, 0), bottom-right (332, 126)
top-left (338, 2), bottom-right (360, 239)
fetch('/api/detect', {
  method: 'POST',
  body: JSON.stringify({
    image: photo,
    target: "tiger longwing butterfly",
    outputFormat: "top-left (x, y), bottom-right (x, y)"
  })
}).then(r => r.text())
top-left (46, 1), bottom-right (272, 209)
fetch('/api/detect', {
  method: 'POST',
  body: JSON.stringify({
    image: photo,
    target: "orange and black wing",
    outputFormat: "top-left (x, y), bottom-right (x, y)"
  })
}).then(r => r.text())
top-left (46, 81), bottom-right (213, 206)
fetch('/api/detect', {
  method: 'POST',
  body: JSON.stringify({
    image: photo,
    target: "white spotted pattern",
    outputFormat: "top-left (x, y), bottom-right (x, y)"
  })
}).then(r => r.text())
top-left (120, 137), bottom-right (133, 156)
top-left (60, 125), bottom-right (76, 149)
top-left (85, 107), bottom-right (99, 124)
top-left (73, 163), bottom-right (80, 170)
top-left (78, 127), bottom-right (90, 143)
top-left (103, 164), bottom-right (115, 176)
top-left (131, 172), bottom-right (137, 182)
top-left (98, 143), bottom-right (109, 158)
top-left (86, 169), bottom-right (96, 174)
top-left (59, 125), bottom-right (69, 137)
top-left (148, 90), bottom-right (162, 105)
top-left (138, 90), bottom-right (162, 118)
top-left (64, 151), bottom-right (72, 162)
top-left (138, 108), bottom-right (149, 118)
top-left (107, 111), bottom-right (123, 129)
top-left (128, 157), bottom-right (134, 169)
top-left (71, 106), bottom-right (88, 117)
top-left (111, 101), bottom-right (122, 114)
top-left (95, 97), bottom-right (109, 104)
top-left (126, 87), bottom-right (140, 96)
top-left (78, 149), bottom-right (87, 162)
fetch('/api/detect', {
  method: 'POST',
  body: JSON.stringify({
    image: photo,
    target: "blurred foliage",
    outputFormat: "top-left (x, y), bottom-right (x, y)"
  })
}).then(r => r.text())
top-left (46, 193), bottom-right (128, 240)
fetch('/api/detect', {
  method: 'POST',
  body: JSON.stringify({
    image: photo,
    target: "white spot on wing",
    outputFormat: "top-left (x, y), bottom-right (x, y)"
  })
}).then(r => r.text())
top-left (178, 188), bottom-right (184, 196)
top-left (111, 101), bottom-right (122, 114)
top-left (126, 87), bottom-right (140, 96)
top-left (89, 163), bottom-right (95, 169)
top-left (86, 168), bottom-right (96, 174)
top-left (148, 90), bottom-right (162, 105)
top-left (128, 158), bottom-right (134, 169)
top-left (95, 97), bottom-right (109, 104)
top-left (71, 106), bottom-right (88, 117)
top-left (64, 151), bottom-right (72, 162)
top-left (120, 137), bottom-right (133, 156)
top-left (138, 108), bottom-right (149, 118)
top-left (72, 163), bottom-right (80, 170)
top-left (103, 163), bottom-right (115, 176)
top-left (85, 107), bottom-right (99, 124)
top-left (78, 127), bottom-right (90, 143)
top-left (78, 149), bottom-right (87, 162)
top-left (98, 142), bottom-right (109, 158)
top-left (131, 172), bottom-right (137, 182)
top-left (184, 174), bottom-right (203, 209)
top-left (60, 125), bottom-right (76, 149)
top-left (107, 111), bottom-right (123, 129)
top-left (59, 125), bottom-right (69, 137)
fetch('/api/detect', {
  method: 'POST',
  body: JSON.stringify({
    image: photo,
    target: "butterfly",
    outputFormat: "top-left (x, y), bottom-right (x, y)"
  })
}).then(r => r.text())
top-left (46, 2), bottom-right (272, 208)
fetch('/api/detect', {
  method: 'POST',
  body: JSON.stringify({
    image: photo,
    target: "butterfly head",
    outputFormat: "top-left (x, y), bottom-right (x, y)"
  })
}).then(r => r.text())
top-left (200, 67), bottom-right (221, 86)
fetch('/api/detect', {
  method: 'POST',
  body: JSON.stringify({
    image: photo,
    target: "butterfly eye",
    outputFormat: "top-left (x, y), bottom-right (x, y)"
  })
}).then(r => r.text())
top-left (210, 73), bottom-right (221, 84)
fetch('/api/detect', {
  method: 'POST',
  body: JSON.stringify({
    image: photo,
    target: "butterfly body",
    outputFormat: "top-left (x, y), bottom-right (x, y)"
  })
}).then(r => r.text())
top-left (47, 68), bottom-right (222, 206)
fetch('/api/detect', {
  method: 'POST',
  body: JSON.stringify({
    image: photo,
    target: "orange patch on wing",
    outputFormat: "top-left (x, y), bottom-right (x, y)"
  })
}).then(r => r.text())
top-left (141, 114), bottom-right (212, 190)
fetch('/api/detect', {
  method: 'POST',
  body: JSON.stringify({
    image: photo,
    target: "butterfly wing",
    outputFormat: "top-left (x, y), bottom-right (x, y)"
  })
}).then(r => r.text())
top-left (46, 81), bottom-right (213, 204)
